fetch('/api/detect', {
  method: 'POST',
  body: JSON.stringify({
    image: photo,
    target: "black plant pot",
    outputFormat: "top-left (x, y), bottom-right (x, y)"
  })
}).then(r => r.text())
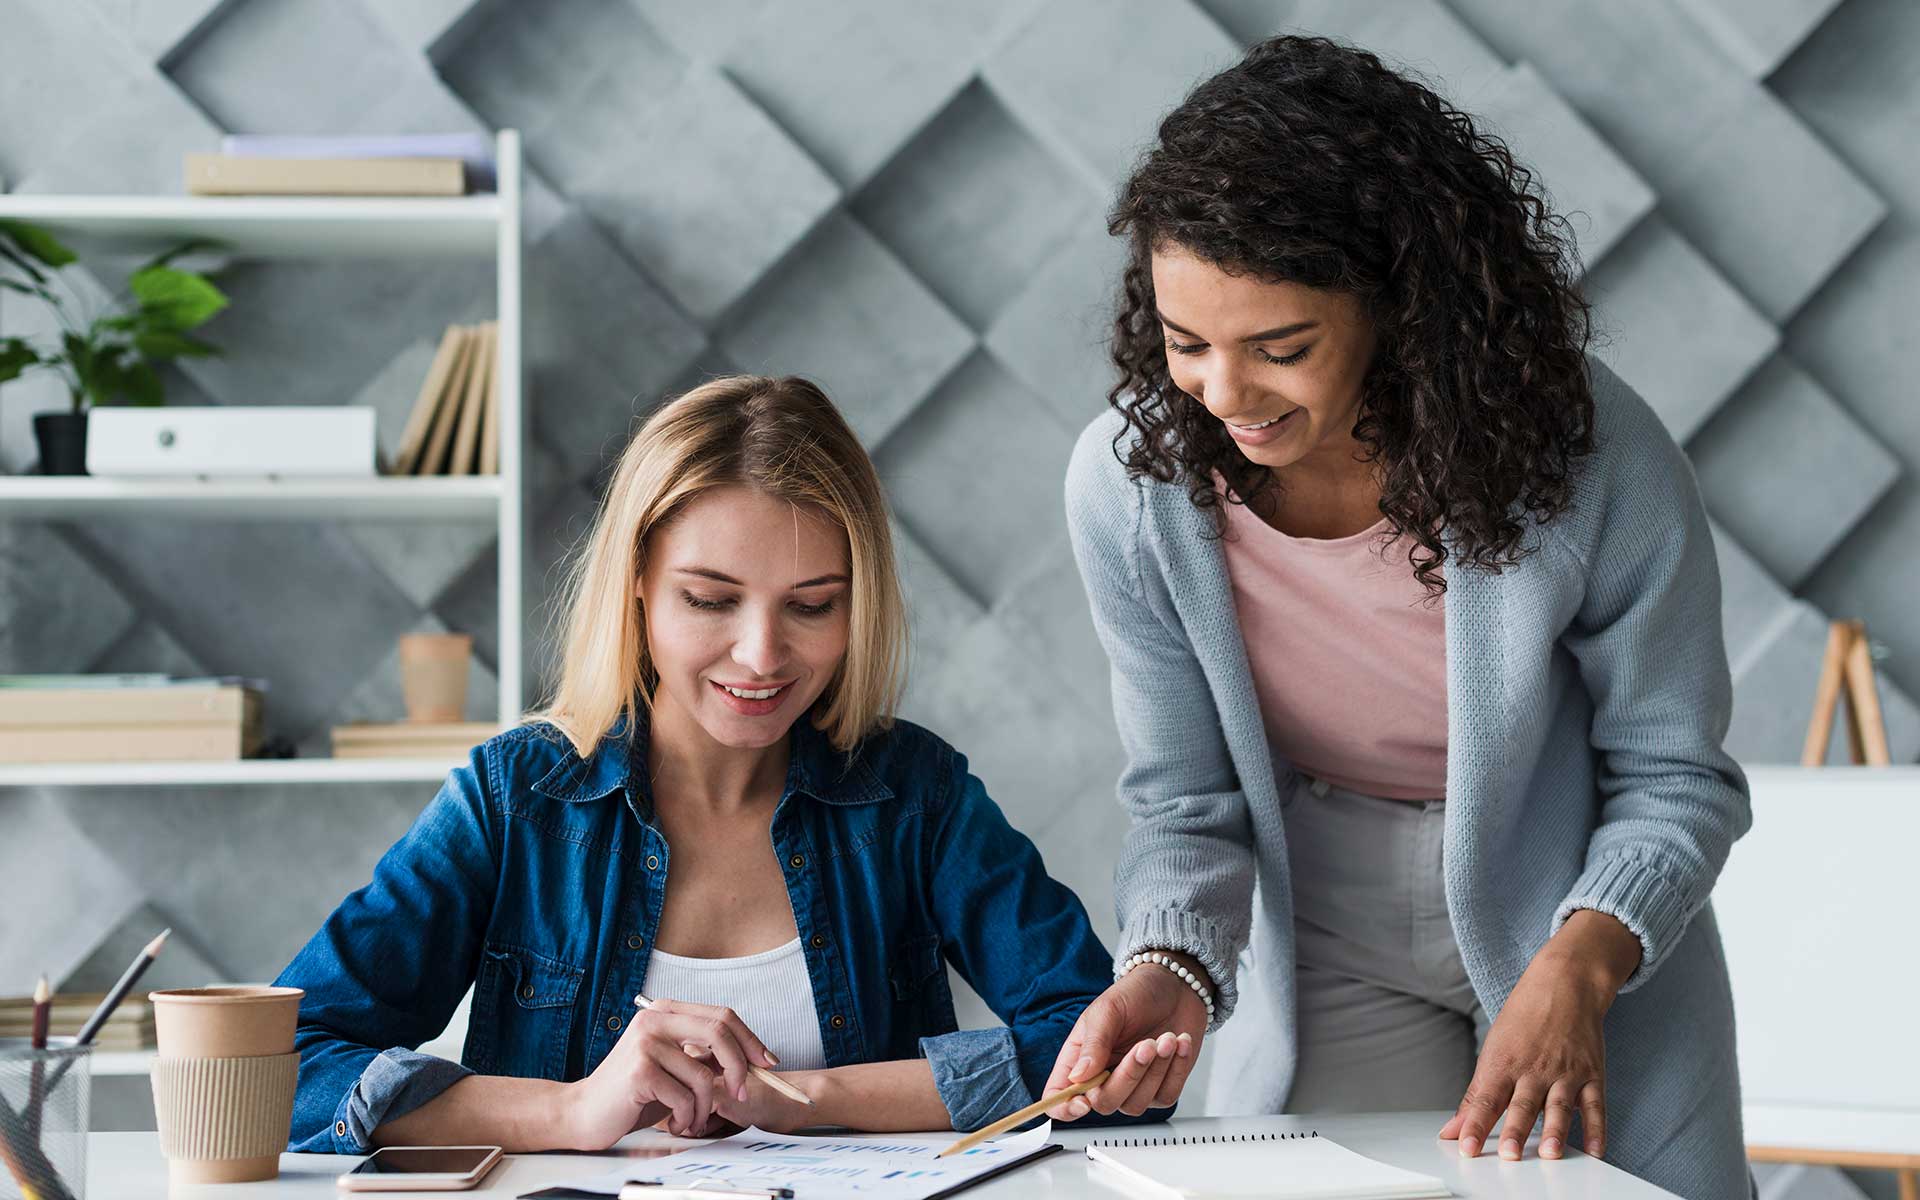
top-left (33, 411), bottom-right (89, 475)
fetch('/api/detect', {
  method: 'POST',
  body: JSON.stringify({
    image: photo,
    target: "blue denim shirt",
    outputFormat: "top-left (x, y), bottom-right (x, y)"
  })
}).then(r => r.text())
top-left (276, 714), bottom-right (1141, 1151)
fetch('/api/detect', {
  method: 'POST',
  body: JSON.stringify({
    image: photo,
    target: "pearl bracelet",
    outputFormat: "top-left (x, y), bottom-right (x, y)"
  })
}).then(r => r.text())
top-left (1117, 951), bottom-right (1216, 1020)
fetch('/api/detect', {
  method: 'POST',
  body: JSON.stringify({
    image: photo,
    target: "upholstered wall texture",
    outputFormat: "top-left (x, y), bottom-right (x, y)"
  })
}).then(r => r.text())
top-left (3, 0), bottom-right (1916, 1155)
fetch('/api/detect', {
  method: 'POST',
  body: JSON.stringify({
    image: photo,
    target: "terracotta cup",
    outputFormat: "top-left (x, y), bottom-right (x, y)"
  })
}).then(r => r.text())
top-left (148, 986), bottom-right (303, 1184)
top-left (399, 632), bottom-right (472, 723)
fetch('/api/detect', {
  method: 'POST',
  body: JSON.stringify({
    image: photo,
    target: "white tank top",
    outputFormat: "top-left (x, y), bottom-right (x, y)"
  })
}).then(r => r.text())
top-left (641, 938), bottom-right (829, 1071)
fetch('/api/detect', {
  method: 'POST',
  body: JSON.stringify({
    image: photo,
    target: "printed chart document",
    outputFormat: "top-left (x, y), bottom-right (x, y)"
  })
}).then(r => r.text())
top-left (542, 1123), bottom-right (1058, 1200)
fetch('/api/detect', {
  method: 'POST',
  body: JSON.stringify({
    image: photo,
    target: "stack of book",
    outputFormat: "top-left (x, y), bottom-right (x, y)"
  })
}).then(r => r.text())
top-left (390, 322), bottom-right (501, 476)
top-left (185, 132), bottom-right (494, 197)
top-left (0, 991), bottom-right (156, 1051)
top-left (331, 721), bottom-right (503, 761)
top-left (0, 675), bottom-right (265, 765)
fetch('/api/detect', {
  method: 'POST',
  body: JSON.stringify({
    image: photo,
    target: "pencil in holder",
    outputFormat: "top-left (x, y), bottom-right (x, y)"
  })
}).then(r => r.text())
top-left (0, 1037), bottom-right (90, 1200)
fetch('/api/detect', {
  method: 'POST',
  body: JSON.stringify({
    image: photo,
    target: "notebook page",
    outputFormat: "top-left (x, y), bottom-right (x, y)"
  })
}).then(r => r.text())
top-left (1086, 1135), bottom-right (1450, 1200)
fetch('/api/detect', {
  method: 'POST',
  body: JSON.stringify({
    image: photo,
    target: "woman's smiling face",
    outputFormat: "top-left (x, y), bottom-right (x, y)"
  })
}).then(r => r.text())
top-left (1150, 244), bottom-right (1378, 473)
top-left (637, 485), bottom-right (852, 751)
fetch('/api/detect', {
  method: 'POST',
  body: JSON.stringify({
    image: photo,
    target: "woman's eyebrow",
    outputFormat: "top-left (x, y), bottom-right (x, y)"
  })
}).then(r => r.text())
top-left (674, 567), bottom-right (848, 589)
top-left (1156, 309), bottom-right (1318, 342)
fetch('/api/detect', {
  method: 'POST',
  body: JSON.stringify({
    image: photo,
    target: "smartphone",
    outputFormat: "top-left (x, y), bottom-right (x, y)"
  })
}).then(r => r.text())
top-left (336, 1145), bottom-right (503, 1191)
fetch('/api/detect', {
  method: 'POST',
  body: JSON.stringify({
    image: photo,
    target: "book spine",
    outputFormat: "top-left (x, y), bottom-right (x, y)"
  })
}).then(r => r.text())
top-left (0, 724), bottom-right (250, 764)
top-left (185, 155), bottom-right (465, 196)
top-left (0, 687), bottom-right (254, 727)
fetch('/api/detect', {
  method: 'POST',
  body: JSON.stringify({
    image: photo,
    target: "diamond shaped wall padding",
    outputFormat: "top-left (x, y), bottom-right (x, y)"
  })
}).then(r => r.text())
top-left (898, 616), bottom-right (1124, 843)
top-left (0, 793), bottom-right (146, 988)
top-left (1725, 603), bottom-right (1920, 765)
top-left (165, 0), bottom-right (455, 135)
top-left (854, 80), bottom-right (1098, 332)
top-left (1199, 0), bottom-right (1507, 103)
top-left (88, 619), bottom-right (206, 681)
top-left (719, 213), bottom-right (974, 447)
top-left (299, 614), bottom-right (502, 757)
top-left (877, 352), bottom-right (1075, 608)
top-left (1471, 63), bottom-right (1655, 269)
top-left (362, 0), bottom-right (484, 56)
top-left (77, 0), bottom-right (228, 66)
top-left (1675, 0), bottom-right (1844, 78)
top-left (992, 537), bottom-right (1118, 732)
top-left (177, 257), bottom-right (496, 410)
top-left (718, 0), bottom-right (1034, 188)
top-left (1710, 521), bottom-right (1795, 678)
top-left (526, 209), bottom-right (707, 480)
top-left (0, 524), bottom-right (140, 674)
top-left (984, 0), bottom-right (1241, 187)
top-left (64, 902), bottom-right (230, 993)
top-left (1657, 85), bottom-right (1885, 323)
top-left (629, 0), bottom-right (774, 61)
top-left (1584, 217), bottom-right (1778, 442)
top-left (440, 3), bottom-right (839, 324)
top-left (984, 224), bottom-right (1128, 434)
top-left (55, 782), bottom-right (439, 984)
top-left (66, 518), bottom-right (423, 742)
top-left (1443, 0), bottom-right (1885, 322)
top-left (0, 0), bottom-right (222, 194)
top-left (1689, 355), bottom-right (1900, 589)
top-left (890, 518), bottom-right (986, 689)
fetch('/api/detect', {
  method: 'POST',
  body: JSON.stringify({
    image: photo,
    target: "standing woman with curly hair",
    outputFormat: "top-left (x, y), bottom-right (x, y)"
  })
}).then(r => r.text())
top-left (1042, 35), bottom-right (1752, 1200)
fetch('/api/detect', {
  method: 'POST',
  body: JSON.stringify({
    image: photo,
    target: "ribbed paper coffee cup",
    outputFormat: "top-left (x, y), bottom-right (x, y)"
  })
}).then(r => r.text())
top-left (149, 986), bottom-right (304, 1183)
top-left (151, 1053), bottom-right (299, 1183)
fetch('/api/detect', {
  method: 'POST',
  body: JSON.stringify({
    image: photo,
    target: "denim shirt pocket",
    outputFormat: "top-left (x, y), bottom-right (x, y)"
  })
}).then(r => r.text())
top-left (887, 933), bottom-right (957, 1038)
top-left (468, 943), bottom-right (583, 1080)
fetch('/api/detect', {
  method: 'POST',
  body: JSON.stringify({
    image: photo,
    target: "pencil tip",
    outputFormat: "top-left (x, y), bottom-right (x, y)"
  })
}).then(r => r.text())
top-left (34, 974), bottom-right (50, 1002)
top-left (146, 928), bottom-right (172, 955)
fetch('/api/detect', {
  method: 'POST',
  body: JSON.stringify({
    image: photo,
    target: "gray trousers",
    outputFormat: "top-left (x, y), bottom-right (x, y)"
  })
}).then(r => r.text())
top-left (1208, 772), bottom-right (1490, 1115)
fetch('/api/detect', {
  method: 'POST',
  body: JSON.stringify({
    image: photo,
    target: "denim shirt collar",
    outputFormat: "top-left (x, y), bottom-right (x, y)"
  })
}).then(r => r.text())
top-left (530, 707), bottom-right (894, 808)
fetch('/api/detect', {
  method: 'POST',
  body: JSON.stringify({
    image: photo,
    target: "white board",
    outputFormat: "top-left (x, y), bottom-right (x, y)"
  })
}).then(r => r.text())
top-left (1716, 765), bottom-right (1920, 1145)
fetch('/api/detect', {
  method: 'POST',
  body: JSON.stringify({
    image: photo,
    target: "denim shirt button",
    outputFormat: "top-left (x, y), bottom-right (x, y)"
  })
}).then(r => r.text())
top-left (788, 853), bottom-right (806, 869)
top-left (519, 984), bottom-right (534, 1000)
top-left (335, 1120), bottom-right (348, 1138)
top-left (607, 1015), bottom-right (622, 1031)
top-left (646, 854), bottom-right (660, 871)
top-left (627, 934), bottom-right (645, 950)
top-left (829, 1014), bottom-right (846, 1029)
top-left (810, 934), bottom-right (827, 949)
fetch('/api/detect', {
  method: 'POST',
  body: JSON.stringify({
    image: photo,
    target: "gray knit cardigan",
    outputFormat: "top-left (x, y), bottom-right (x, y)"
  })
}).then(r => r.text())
top-left (1064, 358), bottom-right (1753, 1200)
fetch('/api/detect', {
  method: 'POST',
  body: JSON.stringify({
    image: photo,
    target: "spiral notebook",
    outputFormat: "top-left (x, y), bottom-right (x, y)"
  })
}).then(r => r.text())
top-left (1085, 1131), bottom-right (1451, 1200)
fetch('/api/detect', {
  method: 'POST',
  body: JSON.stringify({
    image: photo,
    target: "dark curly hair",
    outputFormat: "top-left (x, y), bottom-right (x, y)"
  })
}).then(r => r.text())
top-left (1108, 34), bottom-right (1595, 595)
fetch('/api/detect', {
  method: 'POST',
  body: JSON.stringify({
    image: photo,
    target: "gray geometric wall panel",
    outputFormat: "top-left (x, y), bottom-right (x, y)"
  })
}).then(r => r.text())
top-left (5, 4), bottom-right (1918, 1140)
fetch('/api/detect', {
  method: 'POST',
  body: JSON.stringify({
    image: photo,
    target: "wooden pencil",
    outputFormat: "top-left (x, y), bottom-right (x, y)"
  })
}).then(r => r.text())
top-left (24, 975), bottom-right (48, 1143)
top-left (934, 1070), bottom-right (1111, 1158)
top-left (42, 929), bottom-right (168, 1094)
top-left (631, 993), bottom-right (814, 1107)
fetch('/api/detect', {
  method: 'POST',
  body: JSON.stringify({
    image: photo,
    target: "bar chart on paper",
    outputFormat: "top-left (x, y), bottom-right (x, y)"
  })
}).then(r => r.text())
top-left (554, 1124), bottom-right (1059, 1199)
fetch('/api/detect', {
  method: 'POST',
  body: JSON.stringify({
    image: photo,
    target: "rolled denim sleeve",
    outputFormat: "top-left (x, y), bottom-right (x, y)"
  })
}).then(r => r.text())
top-left (918, 1028), bottom-right (1029, 1133)
top-left (924, 754), bottom-right (1167, 1130)
top-left (276, 746), bottom-right (500, 1151)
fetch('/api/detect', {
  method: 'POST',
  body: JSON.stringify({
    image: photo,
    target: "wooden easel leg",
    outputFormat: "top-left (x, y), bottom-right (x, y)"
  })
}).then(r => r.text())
top-left (1841, 620), bottom-right (1893, 766)
top-left (1803, 621), bottom-right (1852, 765)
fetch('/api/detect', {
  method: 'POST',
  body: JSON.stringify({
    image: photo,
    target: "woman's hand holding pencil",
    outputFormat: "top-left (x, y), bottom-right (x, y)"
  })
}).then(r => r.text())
top-left (558, 994), bottom-right (788, 1149)
top-left (1042, 955), bottom-right (1210, 1121)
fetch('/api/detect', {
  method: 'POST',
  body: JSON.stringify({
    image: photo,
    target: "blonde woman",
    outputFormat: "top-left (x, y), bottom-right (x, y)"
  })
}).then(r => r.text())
top-left (275, 376), bottom-right (1179, 1153)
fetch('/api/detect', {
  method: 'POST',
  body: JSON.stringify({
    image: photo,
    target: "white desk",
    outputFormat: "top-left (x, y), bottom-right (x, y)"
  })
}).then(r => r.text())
top-left (80, 1113), bottom-right (1681, 1198)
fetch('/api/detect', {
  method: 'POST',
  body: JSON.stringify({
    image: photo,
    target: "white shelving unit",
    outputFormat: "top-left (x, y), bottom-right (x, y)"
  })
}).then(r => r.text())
top-left (0, 131), bottom-right (526, 788)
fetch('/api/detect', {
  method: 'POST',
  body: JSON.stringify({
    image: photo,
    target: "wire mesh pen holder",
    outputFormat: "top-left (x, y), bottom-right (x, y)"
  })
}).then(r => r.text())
top-left (0, 1037), bottom-right (90, 1200)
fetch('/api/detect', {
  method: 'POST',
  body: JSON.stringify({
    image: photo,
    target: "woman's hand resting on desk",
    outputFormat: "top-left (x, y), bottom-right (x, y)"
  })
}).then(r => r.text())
top-left (562, 997), bottom-right (778, 1147)
top-left (1439, 909), bottom-right (1643, 1162)
top-left (1043, 951), bottom-right (1211, 1120)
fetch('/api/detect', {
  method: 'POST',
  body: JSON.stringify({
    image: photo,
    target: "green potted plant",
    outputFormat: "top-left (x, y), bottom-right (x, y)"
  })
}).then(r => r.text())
top-left (0, 220), bottom-right (228, 474)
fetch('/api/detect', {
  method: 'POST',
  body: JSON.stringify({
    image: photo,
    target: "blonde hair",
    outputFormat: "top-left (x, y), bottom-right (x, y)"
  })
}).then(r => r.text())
top-left (532, 375), bottom-right (906, 757)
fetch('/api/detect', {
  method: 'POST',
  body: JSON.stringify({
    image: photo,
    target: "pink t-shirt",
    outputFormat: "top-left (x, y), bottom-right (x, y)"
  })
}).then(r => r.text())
top-left (1219, 497), bottom-right (1448, 801)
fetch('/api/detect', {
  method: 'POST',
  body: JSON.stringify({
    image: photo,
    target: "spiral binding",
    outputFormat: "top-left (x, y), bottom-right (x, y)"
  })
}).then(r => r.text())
top-left (1088, 1130), bottom-right (1321, 1147)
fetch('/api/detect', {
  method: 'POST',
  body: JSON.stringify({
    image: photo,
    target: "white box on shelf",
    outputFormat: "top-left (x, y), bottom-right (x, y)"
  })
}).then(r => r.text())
top-left (86, 406), bottom-right (377, 477)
